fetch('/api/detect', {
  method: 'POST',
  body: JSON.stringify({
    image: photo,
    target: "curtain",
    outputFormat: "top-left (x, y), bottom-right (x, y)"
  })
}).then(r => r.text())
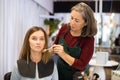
top-left (0, 0), bottom-right (49, 79)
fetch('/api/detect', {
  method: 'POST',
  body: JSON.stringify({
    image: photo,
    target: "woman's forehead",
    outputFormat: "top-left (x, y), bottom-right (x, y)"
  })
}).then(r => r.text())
top-left (30, 30), bottom-right (44, 37)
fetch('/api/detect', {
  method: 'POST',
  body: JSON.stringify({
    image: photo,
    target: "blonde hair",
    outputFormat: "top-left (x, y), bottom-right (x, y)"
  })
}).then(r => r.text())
top-left (19, 26), bottom-right (51, 64)
top-left (71, 2), bottom-right (97, 37)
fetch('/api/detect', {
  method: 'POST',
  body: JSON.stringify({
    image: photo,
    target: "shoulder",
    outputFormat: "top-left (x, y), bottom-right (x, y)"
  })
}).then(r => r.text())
top-left (39, 59), bottom-right (55, 71)
top-left (17, 59), bottom-right (26, 64)
top-left (17, 59), bottom-right (36, 78)
top-left (45, 59), bottom-right (54, 67)
top-left (11, 62), bottom-right (22, 80)
top-left (59, 24), bottom-right (68, 33)
top-left (80, 36), bottom-right (94, 45)
top-left (55, 24), bottom-right (68, 41)
top-left (82, 36), bottom-right (94, 41)
top-left (17, 59), bottom-right (31, 69)
top-left (38, 59), bottom-right (55, 78)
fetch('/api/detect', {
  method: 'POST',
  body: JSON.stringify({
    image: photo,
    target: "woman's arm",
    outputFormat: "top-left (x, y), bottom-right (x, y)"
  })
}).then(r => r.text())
top-left (72, 37), bottom-right (94, 70)
top-left (53, 37), bottom-right (94, 70)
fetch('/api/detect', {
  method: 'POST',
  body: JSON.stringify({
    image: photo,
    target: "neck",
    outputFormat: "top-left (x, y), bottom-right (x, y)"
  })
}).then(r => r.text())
top-left (70, 30), bottom-right (81, 36)
top-left (30, 52), bottom-right (41, 63)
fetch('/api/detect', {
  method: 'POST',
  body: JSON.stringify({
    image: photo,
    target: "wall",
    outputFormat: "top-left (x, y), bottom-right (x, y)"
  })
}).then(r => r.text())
top-left (0, 0), bottom-right (49, 79)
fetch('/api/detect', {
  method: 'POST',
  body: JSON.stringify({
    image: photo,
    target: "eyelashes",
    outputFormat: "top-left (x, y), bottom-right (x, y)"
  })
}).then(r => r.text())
top-left (70, 16), bottom-right (79, 23)
top-left (31, 37), bottom-right (45, 41)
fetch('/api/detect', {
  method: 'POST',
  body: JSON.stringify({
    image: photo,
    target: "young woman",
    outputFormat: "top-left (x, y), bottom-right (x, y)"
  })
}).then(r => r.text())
top-left (10, 26), bottom-right (58, 80)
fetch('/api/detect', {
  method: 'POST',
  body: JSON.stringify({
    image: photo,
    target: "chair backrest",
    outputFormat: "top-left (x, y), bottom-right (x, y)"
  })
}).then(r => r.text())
top-left (4, 72), bottom-right (11, 80)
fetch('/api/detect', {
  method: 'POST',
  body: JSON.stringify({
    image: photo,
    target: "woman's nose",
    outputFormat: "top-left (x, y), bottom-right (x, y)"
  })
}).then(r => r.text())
top-left (36, 40), bottom-right (41, 44)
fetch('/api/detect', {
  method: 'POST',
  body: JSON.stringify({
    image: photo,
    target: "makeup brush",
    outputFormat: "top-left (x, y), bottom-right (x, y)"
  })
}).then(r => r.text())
top-left (42, 47), bottom-right (53, 53)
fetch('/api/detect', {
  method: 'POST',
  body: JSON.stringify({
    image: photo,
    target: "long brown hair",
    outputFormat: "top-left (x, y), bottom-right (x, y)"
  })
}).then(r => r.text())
top-left (71, 2), bottom-right (97, 37)
top-left (19, 26), bottom-right (51, 64)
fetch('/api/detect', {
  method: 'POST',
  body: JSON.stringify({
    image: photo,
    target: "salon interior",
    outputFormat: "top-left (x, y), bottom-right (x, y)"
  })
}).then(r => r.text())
top-left (0, 0), bottom-right (120, 80)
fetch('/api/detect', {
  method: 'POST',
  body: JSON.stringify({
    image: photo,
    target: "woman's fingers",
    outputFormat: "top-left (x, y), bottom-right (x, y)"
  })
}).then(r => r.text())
top-left (52, 44), bottom-right (64, 54)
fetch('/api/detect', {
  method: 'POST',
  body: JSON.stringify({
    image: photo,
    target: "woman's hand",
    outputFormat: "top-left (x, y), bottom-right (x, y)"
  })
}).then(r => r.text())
top-left (52, 44), bottom-right (66, 56)
top-left (53, 44), bottom-right (75, 66)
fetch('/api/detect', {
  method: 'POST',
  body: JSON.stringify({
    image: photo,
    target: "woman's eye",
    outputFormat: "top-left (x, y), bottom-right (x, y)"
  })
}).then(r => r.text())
top-left (40, 37), bottom-right (45, 40)
top-left (71, 16), bottom-right (79, 23)
top-left (71, 17), bottom-right (73, 20)
top-left (32, 37), bottom-right (37, 40)
top-left (75, 20), bottom-right (79, 23)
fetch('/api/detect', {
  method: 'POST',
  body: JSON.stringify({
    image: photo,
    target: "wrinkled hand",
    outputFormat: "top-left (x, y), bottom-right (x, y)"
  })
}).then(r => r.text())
top-left (52, 44), bottom-right (65, 56)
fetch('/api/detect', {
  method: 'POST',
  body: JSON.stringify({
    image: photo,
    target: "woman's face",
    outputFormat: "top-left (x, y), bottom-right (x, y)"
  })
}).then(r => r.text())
top-left (70, 10), bottom-right (86, 32)
top-left (29, 30), bottom-right (45, 53)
